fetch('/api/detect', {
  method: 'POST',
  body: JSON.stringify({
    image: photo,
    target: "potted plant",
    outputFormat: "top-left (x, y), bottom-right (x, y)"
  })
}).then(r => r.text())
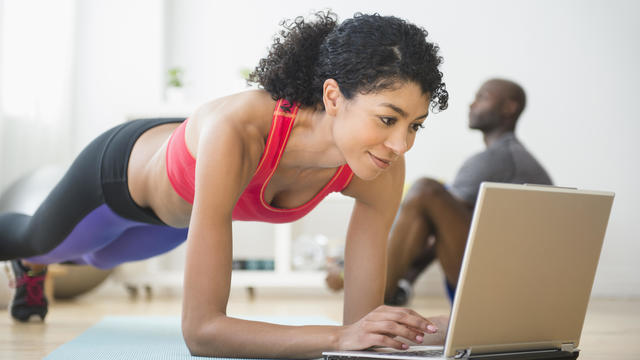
top-left (165, 67), bottom-right (185, 104)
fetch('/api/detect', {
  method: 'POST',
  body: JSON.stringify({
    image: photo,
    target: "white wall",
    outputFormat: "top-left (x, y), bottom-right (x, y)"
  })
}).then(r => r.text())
top-left (0, 0), bottom-right (76, 189)
top-left (71, 0), bottom-right (165, 150)
top-left (1, 0), bottom-right (638, 297)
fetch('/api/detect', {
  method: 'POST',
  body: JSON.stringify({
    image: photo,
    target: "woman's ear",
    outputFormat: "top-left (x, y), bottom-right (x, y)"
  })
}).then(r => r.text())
top-left (322, 79), bottom-right (342, 116)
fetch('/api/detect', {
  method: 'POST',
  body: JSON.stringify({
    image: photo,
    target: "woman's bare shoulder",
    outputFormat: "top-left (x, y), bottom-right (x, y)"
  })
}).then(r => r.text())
top-left (192, 90), bottom-right (276, 133)
top-left (186, 90), bottom-right (277, 156)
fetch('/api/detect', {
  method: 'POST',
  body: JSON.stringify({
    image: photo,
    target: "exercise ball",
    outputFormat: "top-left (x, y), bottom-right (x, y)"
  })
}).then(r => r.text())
top-left (0, 165), bottom-right (66, 214)
top-left (53, 265), bottom-right (112, 299)
top-left (0, 165), bottom-right (113, 299)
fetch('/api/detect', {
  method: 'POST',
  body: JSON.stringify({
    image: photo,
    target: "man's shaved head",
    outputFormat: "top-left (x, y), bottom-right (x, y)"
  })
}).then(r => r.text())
top-left (469, 78), bottom-right (527, 133)
top-left (483, 78), bottom-right (526, 120)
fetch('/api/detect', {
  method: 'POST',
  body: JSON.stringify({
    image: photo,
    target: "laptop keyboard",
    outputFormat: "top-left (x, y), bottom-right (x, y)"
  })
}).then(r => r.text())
top-left (326, 349), bottom-right (445, 359)
top-left (373, 349), bottom-right (444, 357)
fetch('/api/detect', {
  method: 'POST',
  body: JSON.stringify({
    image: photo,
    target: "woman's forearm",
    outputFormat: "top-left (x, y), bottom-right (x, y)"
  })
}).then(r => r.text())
top-left (184, 315), bottom-right (341, 359)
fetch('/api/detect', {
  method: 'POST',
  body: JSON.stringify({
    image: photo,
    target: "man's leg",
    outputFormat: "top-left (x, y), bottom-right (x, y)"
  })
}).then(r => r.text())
top-left (403, 240), bottom-right (438, 284)
top-left (385, 184), bottom-right (435, 298)
top-left (385, 178), bottom-right (472, 299)
top-left (418, 180), bottom-right (473, 287)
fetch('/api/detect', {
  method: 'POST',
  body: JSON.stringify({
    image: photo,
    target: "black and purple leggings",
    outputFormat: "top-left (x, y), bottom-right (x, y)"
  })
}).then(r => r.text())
top-left (0, 118), bottom-right (188, 269)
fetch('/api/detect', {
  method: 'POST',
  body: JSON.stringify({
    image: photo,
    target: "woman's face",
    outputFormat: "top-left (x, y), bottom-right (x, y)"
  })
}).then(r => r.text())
top-left (332, 81), bottom-right (431, 180)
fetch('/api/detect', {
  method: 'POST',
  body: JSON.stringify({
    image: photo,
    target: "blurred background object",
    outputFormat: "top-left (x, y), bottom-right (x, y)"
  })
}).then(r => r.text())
top-left (0, 262), bottom-right (14, 308)
top-left (292, 234), bottom-right (328, 271)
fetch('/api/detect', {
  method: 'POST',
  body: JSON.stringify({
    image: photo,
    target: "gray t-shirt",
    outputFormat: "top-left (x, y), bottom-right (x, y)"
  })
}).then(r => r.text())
top-left (449, 132), bottom-right (552, 205)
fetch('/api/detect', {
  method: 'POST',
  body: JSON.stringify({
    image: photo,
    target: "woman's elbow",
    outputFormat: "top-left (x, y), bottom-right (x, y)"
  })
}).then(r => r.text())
top-left (182, 317), bottom-right (223, 356)
top-left (182, 319), bottom-right (205, 356)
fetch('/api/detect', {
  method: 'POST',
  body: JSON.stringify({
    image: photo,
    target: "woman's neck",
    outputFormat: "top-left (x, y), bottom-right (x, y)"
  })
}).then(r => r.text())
top-left (279, 106), bottom-right (345, 170)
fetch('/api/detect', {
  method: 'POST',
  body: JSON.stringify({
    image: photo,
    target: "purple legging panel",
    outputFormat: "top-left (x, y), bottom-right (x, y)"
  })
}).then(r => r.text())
top-left (24, 204), bottom-right (188, 269)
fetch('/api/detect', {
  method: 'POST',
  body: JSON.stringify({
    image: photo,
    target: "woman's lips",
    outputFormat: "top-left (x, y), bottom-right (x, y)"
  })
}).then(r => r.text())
top-left (368, 152), bottom-right (391, 169)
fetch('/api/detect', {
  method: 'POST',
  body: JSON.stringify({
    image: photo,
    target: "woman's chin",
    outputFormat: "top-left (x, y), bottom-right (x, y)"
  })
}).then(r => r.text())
top-left (351, 167), bottom-right (383, 181)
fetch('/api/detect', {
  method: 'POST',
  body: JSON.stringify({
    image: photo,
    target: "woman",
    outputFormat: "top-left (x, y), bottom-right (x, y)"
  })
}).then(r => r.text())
top-left (0, 11), bottom-right (448, 358)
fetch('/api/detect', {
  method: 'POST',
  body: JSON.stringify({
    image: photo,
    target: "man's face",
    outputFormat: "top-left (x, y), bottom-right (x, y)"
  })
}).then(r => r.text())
top-left (468, 82), bottom-right (505, 131)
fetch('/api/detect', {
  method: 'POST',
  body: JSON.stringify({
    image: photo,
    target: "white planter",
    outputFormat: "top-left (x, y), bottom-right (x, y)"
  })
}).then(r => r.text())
top-left (164, 87), bottom-right (186, 104)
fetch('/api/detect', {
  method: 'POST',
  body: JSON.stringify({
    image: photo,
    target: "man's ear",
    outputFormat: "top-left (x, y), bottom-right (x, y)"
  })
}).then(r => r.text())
top-left (502, 99), bottom-right (519, 119)
top-left (322, 79), bottom-right (342, 116)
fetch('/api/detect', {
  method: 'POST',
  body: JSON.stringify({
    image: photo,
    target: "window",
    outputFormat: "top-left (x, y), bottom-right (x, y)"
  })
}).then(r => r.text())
top-left (0, 0), bottom-right (75, 122)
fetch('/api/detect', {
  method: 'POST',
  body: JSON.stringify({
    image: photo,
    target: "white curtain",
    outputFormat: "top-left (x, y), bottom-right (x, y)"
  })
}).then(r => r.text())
top-left (0, 0), bottom-right (76, 191)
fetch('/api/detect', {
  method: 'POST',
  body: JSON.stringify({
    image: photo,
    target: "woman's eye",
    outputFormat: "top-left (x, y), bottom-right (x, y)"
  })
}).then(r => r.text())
top-left (412, 123), bottom-right (425, 132)
top-left (379, 117), bottom-right (396, 126)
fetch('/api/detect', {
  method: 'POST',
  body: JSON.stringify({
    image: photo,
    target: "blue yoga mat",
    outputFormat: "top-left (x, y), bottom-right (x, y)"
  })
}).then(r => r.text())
top-left (45, 315), bottom-right (338, 359)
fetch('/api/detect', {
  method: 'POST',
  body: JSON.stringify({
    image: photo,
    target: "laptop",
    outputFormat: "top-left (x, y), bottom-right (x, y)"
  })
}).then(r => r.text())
top-left (324, 182), bottom-right (614, 359)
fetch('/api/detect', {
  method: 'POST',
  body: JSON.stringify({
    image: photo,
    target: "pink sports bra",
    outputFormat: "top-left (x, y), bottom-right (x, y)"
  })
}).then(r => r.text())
top-left (165, 99), bottom-right (354, 223)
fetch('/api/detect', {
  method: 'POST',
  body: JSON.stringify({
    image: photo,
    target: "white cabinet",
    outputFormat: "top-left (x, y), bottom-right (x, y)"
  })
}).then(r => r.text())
top-left (230, 193), bottom-right (354, 288)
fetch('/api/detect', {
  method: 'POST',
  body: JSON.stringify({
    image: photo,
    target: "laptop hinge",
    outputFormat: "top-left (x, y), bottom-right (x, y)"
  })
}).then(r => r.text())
top-left (455, 344), bottom-right (576, 358)
top-left (454, 348), bottom-right (471, 359)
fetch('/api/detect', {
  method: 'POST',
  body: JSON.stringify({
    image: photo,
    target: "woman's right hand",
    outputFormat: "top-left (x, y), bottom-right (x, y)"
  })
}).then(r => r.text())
top-left (337, 305), bottom-right (439, 351)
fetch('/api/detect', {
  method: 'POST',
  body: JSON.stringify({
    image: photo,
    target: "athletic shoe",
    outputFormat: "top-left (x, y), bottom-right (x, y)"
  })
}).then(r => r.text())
top-left (384, 278), bottom-right (414, 306)
top-left (9, 260), bottom-right (48, 322)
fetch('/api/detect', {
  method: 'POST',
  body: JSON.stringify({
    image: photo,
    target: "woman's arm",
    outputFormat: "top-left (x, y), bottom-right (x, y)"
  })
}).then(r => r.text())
top-left (342, 156), bottom-right (406, 323)
top-left (340, 157), bottom-right (439, 345)
top-left (179, 111), bottom-right (338, 358)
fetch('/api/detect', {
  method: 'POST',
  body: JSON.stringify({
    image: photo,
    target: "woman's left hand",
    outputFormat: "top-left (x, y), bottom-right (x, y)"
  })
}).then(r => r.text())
top-left (406, 314), bottom-right (449, 346)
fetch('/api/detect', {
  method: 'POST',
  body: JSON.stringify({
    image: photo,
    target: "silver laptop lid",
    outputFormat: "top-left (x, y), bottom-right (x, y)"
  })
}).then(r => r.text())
top-left (444, 183), bottom-right (614, 357)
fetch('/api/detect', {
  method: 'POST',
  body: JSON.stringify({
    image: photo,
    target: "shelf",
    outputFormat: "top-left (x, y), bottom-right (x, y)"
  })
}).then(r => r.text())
top-left (115, 269), bottom-right (327, 289)
top-left (231, 270), bottom-right (326, 288)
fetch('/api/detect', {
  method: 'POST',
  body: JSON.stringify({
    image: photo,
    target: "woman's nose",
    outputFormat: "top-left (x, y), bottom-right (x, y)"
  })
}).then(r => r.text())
top-left (384, 130), bottom-right (408, 155)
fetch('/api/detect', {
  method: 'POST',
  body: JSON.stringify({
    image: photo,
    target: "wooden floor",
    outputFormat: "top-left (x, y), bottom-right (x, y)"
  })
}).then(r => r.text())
top-left (1, 288), bottom-right (639, 359)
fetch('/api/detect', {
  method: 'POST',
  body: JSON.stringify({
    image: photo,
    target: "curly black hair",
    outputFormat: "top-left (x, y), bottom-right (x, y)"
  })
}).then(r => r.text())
top-left (249, 11), bottom-right (448, 112)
